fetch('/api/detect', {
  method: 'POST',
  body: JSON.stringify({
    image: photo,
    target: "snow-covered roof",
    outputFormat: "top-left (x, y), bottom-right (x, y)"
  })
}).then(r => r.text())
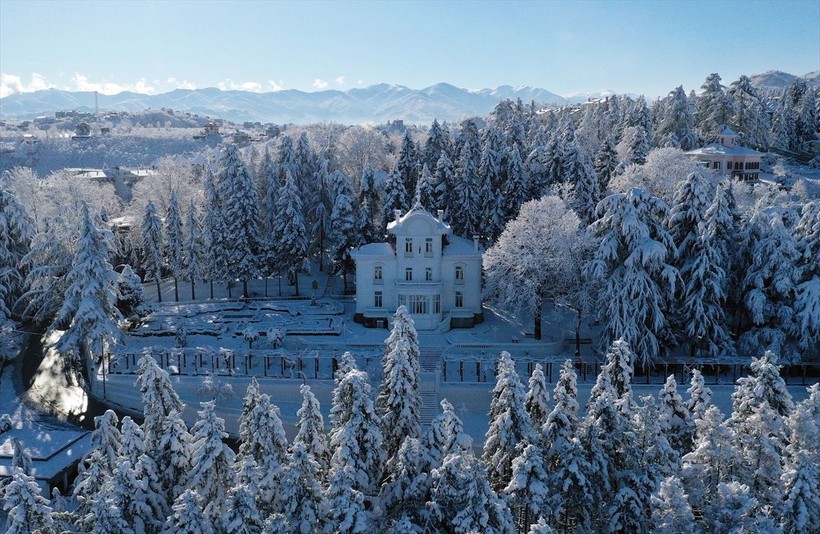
top-left (443, 235), bottom-right (482, 257)
top-left (350, 242), bottom-right (394, 258)
top-left (386, 200), bottom-right (451, 235)
top-left (718, 125), bottom-right (737, 136)
top-left (685, 144), bottom-right (762, 157)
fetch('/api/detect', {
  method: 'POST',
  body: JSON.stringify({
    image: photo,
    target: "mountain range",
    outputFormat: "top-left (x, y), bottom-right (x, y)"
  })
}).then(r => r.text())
top-left (1, 71), bottom-right (817, 125)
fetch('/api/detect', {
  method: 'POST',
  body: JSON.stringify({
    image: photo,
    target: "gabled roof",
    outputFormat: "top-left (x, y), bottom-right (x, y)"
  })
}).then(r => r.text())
top-left (718, 125), bottom-right (737, 136)
top-left (386, 200), bottom-right (451, 236)
top-left (685, 143), bottom-right (762, 157)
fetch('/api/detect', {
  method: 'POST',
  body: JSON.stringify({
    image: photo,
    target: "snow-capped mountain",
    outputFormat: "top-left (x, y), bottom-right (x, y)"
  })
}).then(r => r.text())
top-left (0, 83), bottom-right (571, 124)
top-left (748, 70), bottom-right (820, 91)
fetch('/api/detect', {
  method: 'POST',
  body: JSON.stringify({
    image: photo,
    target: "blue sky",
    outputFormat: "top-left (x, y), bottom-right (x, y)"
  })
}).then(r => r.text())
top-left (1, 0), bottom-right (818, 98)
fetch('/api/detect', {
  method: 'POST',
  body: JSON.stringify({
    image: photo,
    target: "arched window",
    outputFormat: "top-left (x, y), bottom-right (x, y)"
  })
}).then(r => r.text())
top-left (455, 265), bottom-right (464, 283)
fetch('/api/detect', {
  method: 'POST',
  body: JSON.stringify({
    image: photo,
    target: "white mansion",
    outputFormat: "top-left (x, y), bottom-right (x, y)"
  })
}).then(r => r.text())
top-left (685, 126), bottom-right (763, 181)
top-left (351, 202), bottom-right (484, 330)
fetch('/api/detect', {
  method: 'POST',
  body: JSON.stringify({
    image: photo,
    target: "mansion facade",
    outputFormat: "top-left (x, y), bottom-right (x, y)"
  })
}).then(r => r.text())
top-left (685, 126), bottom-right (763, 181)
top-left (351, 203), bottom-right (483, 330)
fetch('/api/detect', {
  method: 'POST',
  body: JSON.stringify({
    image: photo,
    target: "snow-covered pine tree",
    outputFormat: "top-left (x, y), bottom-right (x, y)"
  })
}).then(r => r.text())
top-left (278, 442), bottom-right (327, 534)
top-left (161, 489), bottom-right (214, 534)
top-left (426, 398), bottom-right (474, 466)
top-left (502, 442), bottom-right (550, 533)
top-left (356, 163), bottom-right (379, 244)
top-left (135, 352), bottom-right (185, 456)
top-left (117, 265), bottom-right (148, 320)
top-left (141, 199), bottom-right (164, 302)
top-left (561, 141), bottom-right (600, 225)
top-left (2, 467), bottom-right (55, 534)
top-left (165, 191), bottom-right (184, 302)
top-left (649, 476), bottom-right (695, 534)
top-left (50, 202), bottom-right (123, 373)
top-left (588, 339), bottom-right (637, 411)
top-left (423, 119), bottom-right (452, 174)
top-left (727, 75), bottom-right (771, 149)
top-left (524, 363), bottom-right (550, 429)
top-left (118, 416), bottom-right (167, 532)
top-left (656, 86), bottom-right (698, 151)
top-left (156, 409), bottom-right (192, 503)
top-left (19, 215), bottom-right (74, 325)
top-left (272, 169), bottom-right (310, 296)
top-left (10, 438), bottom-right (31, 476)
top-left (483, 351), bottom-right (536, 492)
top-left (634, 394), bottom-right (679, 483)
top-left (794, 201), bottom-right (820, 358)
top-left (704, 481), bottom-right (778, 534)
top-left (504, 142), bottom-right (529, 221)
top-left (594, 137), bottom-right (618, 194)
top-left (397, 130), bottom-right (419, 196)
top-left (220, 485), bottom-right (265, 534)
top-left (585, 188), bottom-right (677, 369)
top-left (696, 73), bottom-right (736, 141)
top-left (477, 126), bottom-right (505, 241)
top-left (188, 401), bottom-right (236, 524)
top-left (780, 389), bottom-right (820, 534)
top-left (730, 350), bottom-right (794, 421)
top-left (428, 447), bottom-right (516, 534)
top-left (384, 305), bottom-right (421, 379)
top-left (184, 199), bottom-right (203, 301)
top-left (377, 335), bottom-right (421, 461)
top-left (416, 163), bottom-right (436, 211)
top-left (328, 170), bottom-right (358, 288)
top-left (686, 368), bottom-right (713, 423)
top-left (291, 383), bottom-right (329, 475)
top-left (218, 144), bottom-right (259, 298)
top-left (679, 405), bottom-right (740, 520)
top-left (201, 170), bottom-right (227, 299)
top-left (658, 375), bottom-right (693, 454)
top-left (0, 188), bottom-right (34, 322)
top-left (450, 136), bottom-right (482, 238)
top-left (328, 365), bottom-right (384, 498)
top-left (433, 151), bottom-right (455, 217)
top-left (382, 162), bottom-right (408, 231)
top-left (379, 436), bottom-right (433, 530)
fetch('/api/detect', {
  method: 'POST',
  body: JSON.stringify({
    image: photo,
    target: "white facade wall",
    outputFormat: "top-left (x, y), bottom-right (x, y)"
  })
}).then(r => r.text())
top-left (351, 205), bottom-right (483, 330)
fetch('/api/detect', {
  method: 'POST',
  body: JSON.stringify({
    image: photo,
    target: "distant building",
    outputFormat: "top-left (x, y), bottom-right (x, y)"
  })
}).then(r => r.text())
top-left (685, 126), bottom-right (763, 181)
top-left (351, 202), bottom-right (483, 330)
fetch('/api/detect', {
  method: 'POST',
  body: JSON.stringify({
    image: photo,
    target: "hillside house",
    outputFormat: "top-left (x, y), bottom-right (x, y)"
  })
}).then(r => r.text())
top-left (351, 202), bottom-right (483, 330)
top-left (685, 126), bottom-right (762, 181)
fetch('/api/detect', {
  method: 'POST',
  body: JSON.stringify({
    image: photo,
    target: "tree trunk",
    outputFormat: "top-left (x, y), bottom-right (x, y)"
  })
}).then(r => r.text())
top-left (191, 279), bottom-right (196, 301)
top-left (264, 277), bottom-right (268, 297)
top-left (209, 279), bottom-right (214, 300)
top-left (278, 275), bottom-right (282, 296)
top-left (155, 279), bottom-right (162, 303)
top-left (173, 277), bottom-right (179, 302)
top-left (294, 271), bottom-right (300, 296)
top-left (227, 281), bottom-right (232, 299)
top-left (243, 279), bottom-right (248, 299)
top-left (534, 296), bottom-right (542, 340)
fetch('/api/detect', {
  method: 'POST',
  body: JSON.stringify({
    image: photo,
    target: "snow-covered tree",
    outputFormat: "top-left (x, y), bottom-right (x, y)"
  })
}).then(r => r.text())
top-left (377, 335), bottom-right (421, 460)
top-left (380, 436), bottom-right (433, 530)
top-left (2, 467), bottom-right (55, 534)
top-left (218, 144), bottom-right (259, 298)
top-left (272, 170), bottom-right (310, 296)
top-left (188, 401), bottom-right (236, 523)
top-left (780, 391), bottom-right (820, 533)
top-left (656, 86), bottom-right (698, 150)
top-left (117, 416), bottom-right (167, 532)
top-left (293, 383), bottom-right (330, 473)
top-left (504, 142), bottom-right (530, 220)
top-left (116, 264), bottom-right (148, 320)
top-left (687, 368), bottom-right (713, 422)
top-left (10, 438), bottom-right (31, 476)
top-left (201, 171), bottom-right (227, 299)
top-left (484, 196), bottom-right (586, 340)
top-left (165, 191), bottom-right (184, 302)
top-left (594, 137), bottom-right (618, 194)
top-left (649, 476), bottom-right (695, 534)
top-left (397, 130), bottom-right (419, 196)
top-left (422, 119), bottom-right (452, 174)
top-left (382, 161), bottom-right (409, 231)
top-left (184, 199), bottom-right (203, 301)
top-left (524, 363), bottom-right (550, 429)
top-left (658, 375), bottom-right (693, 454)
top-left (356, 164), bottom-right (379, 244)
top-left (156, 409), bottom-right (192, 503)
top-left (141, 199), bottom-right (164, 302)
top-left (328, 170), bottom-right (358, 288)
top-left (428, 448), bottom-right (516, 534)
top-left (50, 202), bottom-right (123, 373)
top-left (135, 352), bottom-right (185, 456)
top-left (483, 351), bottom-right (536, 492)
top-left (328, 362), bottom-right (384, 498)
top-left (162, 489), bottom-right (213, 534)
top-left (727, 75), bottom-right (771, 149)
top-left (585, 188), bottom-right (677, 368)
top-left (503, 442), bottom-right (550, 533)
top-left (793, 201), bottom-right (820, 358)
top-left (696, 73), bottom-right (736, 141)
top-left (450, 137), bottom-right (482, 238)
top-left (415, 163), bottom-right (436, 212)
top-left (220, 485), bottom-right (265, 534)
top-left (561, 141), bottom-right (600, 225)
top-left (704, 481), bottom-right (777, 534)
top-left (426, 398), bottom-right (474, 466)
top-left (278, 442), bottom-right (327, 534)
top-left (434, 151), bottom-right (455, 215)
top-left (18, 214), bottom-right (74, 324)
top-left (0, 188), bottom-right (34, 321)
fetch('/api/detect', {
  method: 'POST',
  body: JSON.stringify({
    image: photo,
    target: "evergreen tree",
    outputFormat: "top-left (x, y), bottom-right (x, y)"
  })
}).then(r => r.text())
top-left (2, 468), bottom-right (55, 534)
top-left (428, 448), bottom-right (516, 534)
top-left (188, 401), bottom-right (236, 524)
top-left (649, 476), bottom-right (695, 534)
top-left (220, 485), bottom-right (265, 534)
top-left (727, 75), bottom-right (771, 148)
top-left (423, 119), bottom-right (452, 173)
top-left (524, 363), bottom-right (550, 429)
top-left (502, 442), bottom-right (550, 533)
top-left (397, 130), bottom-right (419, 195)
top-left (165, 191), bottom-right (184, 302)
top-left (19, 215), bottom-right (73, 324)
top-left (218, 144), bottom-right (259, 298)
top-left (383, 305), bottom-right (421, 382)
top-left (433, 152), bottom-right (455, 216)
top-left (328, 170), bottom-right (358, 287)
top-left (279, 443), bottom-right (327, 534)
top-left (585, 188), bottom-right (677, 368)
top-left (380, 436), bottom-right (433, 530)
top-left (0, 188), bottom-right (34, 321)
top-left (382, 161), bottom-right (408, 231)
top-left (687, 368), bottom-right (713, 422)
top-left (426, 398), bottom-right (474, 466)
top-left (657, 375), bottom-right (693, 454)
top-left (561, 141), bottom-right (600, 225)
top-left (117, 264), bottom-right (148, 319)
top-left (377, 335), bottom-right (421, 460)
top-left (135, 352), bottom-right (185, 457)
top-left (272, 170), bottom-right (310, 296)
top-left (294, 383), bottom-right (330, 473)
top-left (356, 164), bottom-right (379, 244)
top-left (117, 416), bottom-right (167, 532)
top-left (156, 409), bottom-right (192, 503)
top-left (184, 200), bottom-right (203, 300)
top-left (656, 86), bottom-right (698, 150)
top-left (161, 489), bottom-right (214, 534)
top-left (780, 392), bottom-right (820, 534)
top-left (593, 137), bottom-right (618, 194)
top-left (201, 171), bottom-right (227, 299)
top-left (794, 201), bottom-right (820, 358)
top-left (51, 202), bottom-right (123, 373)
top-left (696, 73), bottom-right (736, 141)
top-left (483, 351), bottom-right (536, 492)
top-left (504, 142), bottom-right (529, 220)
top-left (141, 199), bottom-right (164, 302)
top-left (450, 137), bottom-right (482, 238)
top-left (416, 163), bottom-right (436, 210)
top-left (478, 126), bottom-right (505, 240)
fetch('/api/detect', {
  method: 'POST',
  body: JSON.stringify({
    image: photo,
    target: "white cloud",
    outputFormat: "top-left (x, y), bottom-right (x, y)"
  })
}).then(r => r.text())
top-left (1, 72), bottom-right (55, 98)
top-left (312, 78), bottom-right (328, 90)
top-left (166, 77), bottom-right (197, 90)
top-left (335, 75), bottom-right (346, 87)
top-left (71, 73), bottom-right (156, 95)
top-left (267, 80), bottom-right (285, 92)
top-left (217, 78), bottom-right (262, 92)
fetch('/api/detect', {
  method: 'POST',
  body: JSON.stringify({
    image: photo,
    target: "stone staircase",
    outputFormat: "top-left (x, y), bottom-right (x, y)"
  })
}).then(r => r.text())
top-left (419, 347), bottom-right (443, 371)
top-left (419, 370), bottom-right (439, 427)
